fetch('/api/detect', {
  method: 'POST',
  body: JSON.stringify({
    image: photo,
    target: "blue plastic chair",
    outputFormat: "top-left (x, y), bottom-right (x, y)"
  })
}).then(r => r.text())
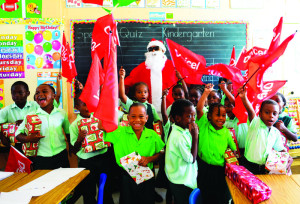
top-left (97, 173), bottom-right (107, 204)
top-left (189, 188), bottom-right (202, 204)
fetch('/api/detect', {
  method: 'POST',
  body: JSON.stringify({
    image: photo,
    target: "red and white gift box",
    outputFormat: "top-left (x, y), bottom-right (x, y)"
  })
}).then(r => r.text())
top-left (224, 148), bottom-right (239, 165)
top-left (225, 163), bottom-right (272, 204)
top-left (0, 123), bottom-right (19, 144)
top-left (77, 117), bottom-right (110, 153)
top-left (229, 128), bottom-right (241, 158)
top-left (265, 149), bottom-right (290, 175)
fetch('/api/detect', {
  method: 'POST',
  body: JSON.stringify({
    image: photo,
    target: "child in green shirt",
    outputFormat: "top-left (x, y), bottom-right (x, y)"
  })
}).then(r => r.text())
top-left (196, 83), bottom-right (236, 204)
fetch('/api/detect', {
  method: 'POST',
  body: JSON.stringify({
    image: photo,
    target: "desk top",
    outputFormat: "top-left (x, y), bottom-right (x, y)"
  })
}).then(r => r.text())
top-left (0, 173), bottom-right (28, 192)
top-left (226, 174), bottom-right (300, 204)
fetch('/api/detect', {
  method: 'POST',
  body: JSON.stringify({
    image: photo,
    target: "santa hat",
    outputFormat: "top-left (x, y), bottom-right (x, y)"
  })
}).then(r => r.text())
top-left (147, 38), bottom-right (166, 52)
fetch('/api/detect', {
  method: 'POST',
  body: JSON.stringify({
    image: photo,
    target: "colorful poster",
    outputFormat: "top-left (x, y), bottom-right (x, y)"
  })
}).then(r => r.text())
top-left (0, 80), bottom-right (4, 109)
top-left (162, 0), bottom-right (175, 7)
top-left (25, 25), bottom-right (62, 69)
top-left (37, 72), bottom-right (63, 109)
top-left (146, 0), bottom-right (160, 7)
top-left (66, 0), bottom-right (112, 8)
top-left (129, 0), bottom-right (145, 8)
top-left (176, 0), bottom-right (190, 8)
top-left (191, 0), bottom-right (205, 8)
top-left (0, 0), bottom-right (22, 18)
top-left (25, 0), bottom-right (42, 18)
top-left (66, 0), bottom-right (82, 8)
top-left (0, 34), bottom-right (24, 79)
top-left (206, 0), bottom-right (220, 8)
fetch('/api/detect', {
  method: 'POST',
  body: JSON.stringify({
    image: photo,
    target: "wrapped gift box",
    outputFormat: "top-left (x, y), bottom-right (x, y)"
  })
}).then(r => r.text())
top-left (120, 152), bottom-right (154, 184)
top-left (153, 122), bottom-right (161, 136)
top-left (225, 163), bottom-right (272, 204)
top-left (265, 149), bottom-right (290, 175)
top-left (224, 148), bottom-right (239, 165)
top-left (1, 123), bottom-right (19, 144)
top-left (23, 115), bottom-right (42, 157)
top-left (78, 117), bottom-right (110, 153)
top-left (229, 128), bottom-right (241, 158)
top-left (120, 114), bottom-right (129, 127)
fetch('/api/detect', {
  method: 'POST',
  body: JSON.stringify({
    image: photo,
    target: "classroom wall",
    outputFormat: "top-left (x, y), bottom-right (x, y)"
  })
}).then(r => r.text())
top-left (2, 0), bottom-right (300, 117)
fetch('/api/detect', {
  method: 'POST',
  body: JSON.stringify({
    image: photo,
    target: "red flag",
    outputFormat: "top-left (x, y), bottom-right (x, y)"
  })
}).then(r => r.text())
top-left (232, 96), bottom-right (248, 124)
top-left (82, 0), bottom-right (103, 5)
top-left (229, 46), bottom-right (236, 66)
top-left (79, 54), bottom-right (104, 112)
top-left (91, 14), bottom-right (119, 60)
top-left (5, 146), bottom-right (32, 173)
top-left (235, 47), bottom-right (267, 71)
top-left (166, 38), bottom-right (206, 84)
top-left (61, 33), bottom-right (77, 83)
top-left (268, 17), bottom-right (283, 53)
top-left (94, 32), bottom-right (118, 132)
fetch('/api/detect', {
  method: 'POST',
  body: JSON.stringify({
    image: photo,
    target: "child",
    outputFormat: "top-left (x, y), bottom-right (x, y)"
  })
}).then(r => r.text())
top-left (67, 91), bottom-right (114, 204)
top-left (0, 81), bottom-right (39, 151)
top-left (165, 99), bottom-right (198, 204)
top-left (188, 85), bottom-right (202, 107)
top-left (119, 67), bottom-right (160, 130)
top-left (239, 87), bottom-right (287, 174)
top-left (16, 84), bottom-right (70, 170)
top-left (196, 83), bottom-right (236, 204)
top-left (271, 92), bottom-right (298, 142)
top-left (103, 103), bottom-right (165, 204)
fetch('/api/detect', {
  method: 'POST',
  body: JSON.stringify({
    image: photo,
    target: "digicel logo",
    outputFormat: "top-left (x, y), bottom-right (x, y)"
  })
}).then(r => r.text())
top-left (1, 3), bottom-right (19, 12)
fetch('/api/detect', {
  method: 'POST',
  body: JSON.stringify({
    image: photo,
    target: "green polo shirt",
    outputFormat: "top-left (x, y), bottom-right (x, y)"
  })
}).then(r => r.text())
top-left (121, 98), bottom-right (160, 122)
top-left (245, 117), bottom-right (285, 165)
top-left (166, 104), bottom-right (172, 117)
top-left (104, 126), bottom-right (164, 170)
top-left (70, 113), bottom-right (107, 159)
top-left (0, 101), bottom-right (39, 123)
top-left (224, 117), bottom-right (249, 149)
top-left (15, 106), bottom-right (70, 157)
top-left (279, 112), bottom-right (297, 133)
top-left (165, 124), bottom-right (197, 189)
top-left (196, 115), bottom-right (236, 166)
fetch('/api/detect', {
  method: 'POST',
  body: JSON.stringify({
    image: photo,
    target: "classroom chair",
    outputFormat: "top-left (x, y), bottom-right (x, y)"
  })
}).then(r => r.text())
top-left (97, 173), bottom-right (107, 204)
top-left (189, 188), bottom-right (202, 204)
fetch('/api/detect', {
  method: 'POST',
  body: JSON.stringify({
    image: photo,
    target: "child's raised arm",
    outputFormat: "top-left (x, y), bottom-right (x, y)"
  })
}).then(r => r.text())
top-left (119, 66), bottom-right (128, 104)
top-left (275, 121), bottom-right (298, 142)
top-left (161, 88), bottom-right (169, 125)
top-left (238, 86), bottom-right (255, 122)
top-left (219, 81), bottom-right (235, 104)
top-left (55, 73), bottom-right (62, 104)
top-left (196, 83), bottom-right (213, 120)
top-left (176, 70), bottom-right (188, 99)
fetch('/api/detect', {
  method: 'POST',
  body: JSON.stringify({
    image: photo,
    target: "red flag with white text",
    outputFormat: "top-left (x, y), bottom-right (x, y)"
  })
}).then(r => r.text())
top-left (229, 46), bottom-right (236, 66)
top-left (268, 17), bottom-right (283, 53)
top-left (5, 146), bottom-right (32, 173)
top-left (235, 47), bottom-right (267, 71)
top-left (166, 38), bottom-right (206, 84)
top-left (82, 0), bottom-right (103, 5)
top-left (79, 54), bottom-right (104, 112)
top-left (61, 33), bottom-right (77, 83)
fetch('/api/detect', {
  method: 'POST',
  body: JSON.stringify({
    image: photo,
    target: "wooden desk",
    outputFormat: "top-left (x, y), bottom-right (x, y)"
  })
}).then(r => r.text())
top-left (1, 169), bottom-right (90, 204)
top-left (291, 174), bottom-right (300, 187)
top-left (226, 174), bottom-right (300, 204)
top-left (0, 173), bottom-right (28, 191)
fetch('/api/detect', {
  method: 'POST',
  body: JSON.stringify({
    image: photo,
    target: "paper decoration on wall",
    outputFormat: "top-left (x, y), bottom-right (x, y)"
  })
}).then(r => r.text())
top-left (176, 0), bottom-right (190, 8)
top-left (0, 80), bottom-right (4, 109)
top-left (146, 0), bottom-right (160, 7)
top-left (25, 25), bottom-right (61, 69)
top-left (162, 0), bottom-right (175, 7)
top-left (0, 34), bottom-right (25, 79)
top-left (129, 0), bottom-right (145, 7)
top-left (37, 72), bottom-right (63, 108)
top-left (0, 0), bottom-right (42, 18)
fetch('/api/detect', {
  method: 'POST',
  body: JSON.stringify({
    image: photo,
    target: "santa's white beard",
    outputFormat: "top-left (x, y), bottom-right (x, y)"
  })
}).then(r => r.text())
top-left (145, 51), bottom-right (167, 113)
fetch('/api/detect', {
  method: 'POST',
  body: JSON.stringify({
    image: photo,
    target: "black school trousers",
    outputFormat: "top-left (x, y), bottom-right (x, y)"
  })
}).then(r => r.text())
top-left (32, 149), bottom-right (69, 170)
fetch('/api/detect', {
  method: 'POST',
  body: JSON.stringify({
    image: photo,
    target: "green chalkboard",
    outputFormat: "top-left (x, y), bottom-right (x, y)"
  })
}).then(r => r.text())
top-left (72, 20), bottom-right (247, 86)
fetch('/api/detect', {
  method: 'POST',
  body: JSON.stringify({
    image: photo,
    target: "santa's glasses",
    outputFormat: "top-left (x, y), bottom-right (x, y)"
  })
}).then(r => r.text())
top-left (148, 46), bottom-right (160, 52)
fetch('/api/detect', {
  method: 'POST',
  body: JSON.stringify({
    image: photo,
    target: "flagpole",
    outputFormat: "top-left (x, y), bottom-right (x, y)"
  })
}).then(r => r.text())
top-left (165, 38), bottom-right (176, 70)
top-left (235, 64), bottom-right (263, 98)
top-left (160, 76), bottom-right (188, 99)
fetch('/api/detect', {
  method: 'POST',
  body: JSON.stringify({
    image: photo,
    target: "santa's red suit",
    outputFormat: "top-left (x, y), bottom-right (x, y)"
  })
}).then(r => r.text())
top-left (124, 59), bottom-right (177, 111)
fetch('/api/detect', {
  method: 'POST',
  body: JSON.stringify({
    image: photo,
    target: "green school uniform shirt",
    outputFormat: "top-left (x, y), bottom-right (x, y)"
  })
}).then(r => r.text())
top-left (166, 104), bottom-right (172, 117)
top-left (70, 113), bottom-right (107, 159)
top-left (15, 106), bottom-right (70, 157)
top-left (0, 101), bottom-right (39, 123)
top-left (279, 112), bottom-right (297, 133)
top-left (224, 117), bottom-right (249, 149)
top-left (196, 115), bottom-right (236, 166)
top-left (244, 117), bottom-right (285, 165)
top-left (165, 124), bottom-right (197, 189)
top-left (121, 98), bottom-right (160, 122)
top-left (104, 126), bottom-right (165, 170)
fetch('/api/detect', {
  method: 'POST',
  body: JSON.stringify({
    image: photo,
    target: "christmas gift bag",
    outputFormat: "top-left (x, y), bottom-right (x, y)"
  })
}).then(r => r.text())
top-left (225, 163), bottom-right (272, 204)
top-left (224, 148), bottom-right (239, 165)
top-left (78, 117), bottom-right (110, 153)
top-left (1, 123), bottom-right (19, 144)
top-left (22, 115), bottom-right (42, 157)
top-left (120, 152), bottom-right (154, 184)
top-left (265, 149), bottom-right (290, 175)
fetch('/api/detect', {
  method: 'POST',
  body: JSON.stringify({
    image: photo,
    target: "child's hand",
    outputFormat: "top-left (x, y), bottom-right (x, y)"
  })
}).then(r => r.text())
top-left (15, 120), bottom-right (23, 126)
top-left (189, 122), bottom-right (199, 139)
top-left (219, 81), bottom-right (227, 91)
top-left (204, 83), bottom-right (213, 93)
top-left (238, 86), bottom-right (247, 99)
top-left (77, 129), bottom-right (87, 143)
top-left (175, 70), bottom-right (183, 80)
top-left (0, 132), bottom-right (10, 146)
top-left (138, 156), bottom-right (150, 167)
top-left (27, 132), bottom-right (45, 143)
top-left (57, 72), bottom-right (62, 80)
top-left (162, 88), bottom-right (169, 97)
top-left (274, 120), bottom-right (286, 132)
top-left (119, 66), bottom-right (125, 79)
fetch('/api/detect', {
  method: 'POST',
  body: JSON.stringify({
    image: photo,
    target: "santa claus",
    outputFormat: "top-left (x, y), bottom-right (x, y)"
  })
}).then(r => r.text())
top-left (124, 39), bottom-right (177, 112)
